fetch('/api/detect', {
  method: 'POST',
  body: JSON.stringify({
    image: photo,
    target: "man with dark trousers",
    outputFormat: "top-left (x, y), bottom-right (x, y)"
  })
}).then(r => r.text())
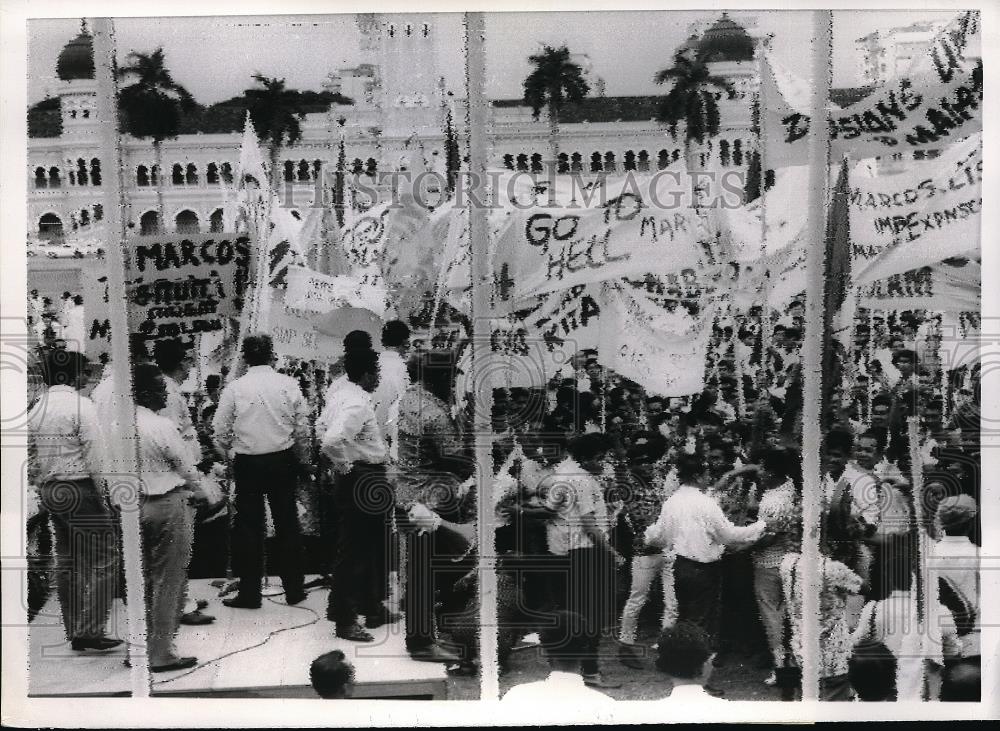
top-left (321, 348), bottom-right (395, 642)
top-left (212, 334), bottom-right (309, 608)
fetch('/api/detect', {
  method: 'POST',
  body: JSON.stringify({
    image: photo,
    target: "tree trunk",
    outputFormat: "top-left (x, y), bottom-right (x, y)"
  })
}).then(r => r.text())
top-left (154, 140), bottom-right (165, 232)
top-left (269, 142), bottom-right (281, 192)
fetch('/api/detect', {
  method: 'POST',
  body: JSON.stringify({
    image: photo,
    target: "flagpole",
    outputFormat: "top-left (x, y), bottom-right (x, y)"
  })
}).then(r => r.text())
top-left (92, 17), bottom-right (150, 696)
top-left (800, 9), bottom-right (833, 702)
top-left (464, 10), bottom-right (498, 701)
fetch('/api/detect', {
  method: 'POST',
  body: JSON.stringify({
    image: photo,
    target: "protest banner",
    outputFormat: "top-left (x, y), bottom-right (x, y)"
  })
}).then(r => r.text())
top-left (492, 174), bottom-right (706, 303)
top-left (83, 233), bottom-right (250, 356)
top-left (285, 264), bottom-right (387, 317)
top-left (267, 289), bottom-right (344, 362)
top-left (763, 11), bottom-right (981, 166)
top-left (599, 283), bottom-right (712, 397)
top-left (856, 259), bottom-right (980, 312)
top-left (848, 133), bottom-right (981, 285)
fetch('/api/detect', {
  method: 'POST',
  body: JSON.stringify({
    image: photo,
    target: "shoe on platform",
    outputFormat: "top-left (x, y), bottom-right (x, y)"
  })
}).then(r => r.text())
top-left (180, 610), bottom-right (216, 625)
top-left (583, 673), bottom-right (622, 689)
top-left (704, 684), bottom-right (726, 697)
top-left (364, 610), bottom-right (401, 629)
top-left (409, 643), bottom-right (461, 664)
top-left (617, 642), bottom-right (645, 670)
top-left (336, 624), bottom-right (374, 643)
top-left (223, 595), bottom-right (262, 609)
top-left (285, 590), bottom-right (308, 606)
top-left (150, 656), bottom-right (198, 673)
top-left (71, 637), bottom-right (123, 653)
top-left (763, 671), bottom-right (777, 686)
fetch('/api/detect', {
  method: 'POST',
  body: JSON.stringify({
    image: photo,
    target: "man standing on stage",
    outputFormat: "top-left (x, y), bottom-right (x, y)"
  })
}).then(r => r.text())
top-left (153, 339), bottom-right (201, 465)
top-left (212, 334), bottom-right (309, 609)
top-left (28, 349), bottom-right (121, 653)
top-left (373, 320), bottom-right (411, 463)
top-left (321, 348), bottom-right (395, 642)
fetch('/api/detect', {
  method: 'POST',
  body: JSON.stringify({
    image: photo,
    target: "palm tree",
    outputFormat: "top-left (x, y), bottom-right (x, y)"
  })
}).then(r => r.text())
top-left (117, 48), bottom-right (196, 230)
top-left (244, 74), bottom-right (307, 187)
top-left (653, 51), bottom-right (732, 176)
top-left (523, 45), bottom-right (589, 176)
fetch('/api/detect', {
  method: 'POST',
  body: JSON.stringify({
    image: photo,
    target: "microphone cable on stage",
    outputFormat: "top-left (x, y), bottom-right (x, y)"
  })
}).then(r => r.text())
top-left (150, 589), bottom-right (323, 687)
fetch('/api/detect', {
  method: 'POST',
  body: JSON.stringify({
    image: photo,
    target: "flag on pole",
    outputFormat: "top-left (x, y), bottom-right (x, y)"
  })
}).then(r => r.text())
top-left (821, 158), bottom-right (852, 417)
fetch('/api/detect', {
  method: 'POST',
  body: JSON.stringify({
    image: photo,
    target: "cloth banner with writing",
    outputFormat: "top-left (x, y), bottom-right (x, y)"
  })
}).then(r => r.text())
top-left (856, 258), bottom-right (980, 312)
top-left (848, 132), bottom-right (981, 285)
top-left (285, 264), bottom-right (387, 318)
top-left (762, 11), bottom-right (981, 166)
top-left (599, 283), bottom-right (712, 397)
top-left (267, 289), bottom-right (344, 362)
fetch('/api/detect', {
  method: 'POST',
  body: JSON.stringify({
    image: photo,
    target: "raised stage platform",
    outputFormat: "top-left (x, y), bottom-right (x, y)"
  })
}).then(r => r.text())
top-left (28, 577), bottom-right (449, 700)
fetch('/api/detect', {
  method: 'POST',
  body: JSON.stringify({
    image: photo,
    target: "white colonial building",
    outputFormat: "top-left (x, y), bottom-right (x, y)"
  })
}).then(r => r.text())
top-left (28, 13), bottom-right (766, 244)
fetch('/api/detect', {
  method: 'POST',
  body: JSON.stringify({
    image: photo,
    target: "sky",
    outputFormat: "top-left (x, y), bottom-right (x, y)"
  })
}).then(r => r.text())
top-left (27, 10), bottom-right (958, 106)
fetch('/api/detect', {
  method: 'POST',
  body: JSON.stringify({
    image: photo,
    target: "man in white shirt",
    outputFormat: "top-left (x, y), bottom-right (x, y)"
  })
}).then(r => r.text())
top-left (651, 621), bottom-right (726, 703)
top-left (321, 347), bottom-right (393, 642)
top-left (61, 294), bottom-right (86, 354)
top-left (502, 610), bottom-right (615, 704)
top-left (28, 349), bottom-right (121, 653)
top-left (132, 363), bottom-right (209, 672)
top-left (154, 339), bottom-right (201, 465)
top-left (540, 433), bottom-right (623, 688)
top-left (372, 320), bottom-right (411, 462)
top-left (930, 495), bottom-right (979, 660)
top-left (213, 334), bottom-right (310, 610)
top-left (644, 452), bottom-right (766, 677)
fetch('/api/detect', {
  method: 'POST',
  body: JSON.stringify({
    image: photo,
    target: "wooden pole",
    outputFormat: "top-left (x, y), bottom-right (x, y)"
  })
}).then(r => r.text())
top-left (91, 17), bottom-right (150, 695)
top-left (906, 415), bottom-right (931, 698)
top-left (799, 9), bottom-right (833, 702)
top-left (464, 11), bottom-right (498, 701)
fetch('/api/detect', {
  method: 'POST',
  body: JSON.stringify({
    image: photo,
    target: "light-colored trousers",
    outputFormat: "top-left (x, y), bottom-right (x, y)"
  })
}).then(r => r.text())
top-left (618, 551), bottom-right (677, 645)
top-left (141, 489), bottom-right (195, 665)
top-left (753, 564), bottom-right (786, 666)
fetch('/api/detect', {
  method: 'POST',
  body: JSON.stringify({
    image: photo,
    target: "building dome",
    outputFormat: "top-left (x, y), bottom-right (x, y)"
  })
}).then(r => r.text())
top-left (698, 13), bottom-right (755, 63)
top-left (56, 23), bottom-right (94, 81)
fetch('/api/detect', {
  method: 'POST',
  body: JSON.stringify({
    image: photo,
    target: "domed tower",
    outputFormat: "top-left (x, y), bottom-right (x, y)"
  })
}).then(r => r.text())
top-left (697, 12), bottom-right (759, 100)
top-left (56, 21), bottom-right (100, 140)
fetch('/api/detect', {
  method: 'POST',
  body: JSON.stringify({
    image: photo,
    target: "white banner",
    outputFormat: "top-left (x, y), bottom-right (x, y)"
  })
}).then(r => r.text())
top-left (763, 11), bottom-right (981, 165)
top-left (856, 259), bottom-right (980, 312)
top-left (599, 284), bottom-right (712, 397)
top-left (848, 133), bottom-right (981, 285)
top-left (285, 265), bottom-right (387, 317)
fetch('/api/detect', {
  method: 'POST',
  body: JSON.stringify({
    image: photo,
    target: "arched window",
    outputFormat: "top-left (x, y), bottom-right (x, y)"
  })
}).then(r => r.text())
top-left (93, 204), bottom-right (103, 221)
top-left (172, 164), bottom-right (184, 185)
top-left (69, 213), bottom-right (78, 230)
top-left (297, 160), bottom-right (310, 182)
top-left (185, 163), bottom-right (198, 186)
top-left (34, 167), bottom-right (48, 189)
top-left (732, 139), bottom-right (743, 167)
top-left (69, 171), bottom-right (76, 185)
top-left (38, 213), bottom-right (63, 240)
top-left (623, 150), bottom-right (636, 171)
top-left (175, 210), bottom-right (200, 234)
top-left (557, 153), bottom-right (569, 174)
top-left (312, 160), bottom-right (323, 180)
top-left (76, 159), bottom-right (89, 185)
top-left (503, 154), bottom-right (514, 171)
top-left (590, 152), bottom-right (603, 172)
top-left (49, 167), bottom-right (61, 188)
top-left (530, 153), bottom-right (543, 173)
top-left (284, 160), bottom-right (295, 182)
top-left (82, 108), bottom-right (90, 119)
top-left (351, 158), bottom-right (364, 175)
top-left (388, 23), bottom-right (396, 38)
top-left (136, 165), bottom-right (150, 186)
top-left (139, 210), bottom-right (161, 235)
top-left (220, 162), bottom-right (233, 184)
top-left (69, 109), bottom-right (77, 119)
top-left (90, 158), bottom-right (101, 186)
top-left (365, 158), bottom-right (377, 177)
top-left (570, 152), bottom-right (583, 172)
top-left (604, 152), bottom-right (616, 172)
top-left (422, 22), bottom-right (430, 37)
top-left (206, 162), bottom-right (219, 184)
top-left (657, 150), bottom-right (670, 170)
top-left (209, 208), bottom-right (225, 233)
top-left (79, 209), bottom-right (90, 227)
top-left (515, 153), bottom-right (529, 172)
top-left (719, 139), bottom-right (730, 167)
top-left (637, 150), bottom-right (650, 172)
top-left (672, 149), bottom-right (681, 162)
top-left (151, 165), bottom-right (160, 186)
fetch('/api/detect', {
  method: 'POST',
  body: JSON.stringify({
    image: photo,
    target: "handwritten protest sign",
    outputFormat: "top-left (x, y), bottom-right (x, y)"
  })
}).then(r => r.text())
top-left (83, 234), bottom-right (250, 356)
top-left (848, 133), bottom-right (980, 285)
top-left (600, 284), bottom-right (711, 397)
top-left (763, 11), bottom-right (981, 165)
top-left (285, 265), bottom-right (387, 317)
top-left (267, 289), bottom-right (344, 362)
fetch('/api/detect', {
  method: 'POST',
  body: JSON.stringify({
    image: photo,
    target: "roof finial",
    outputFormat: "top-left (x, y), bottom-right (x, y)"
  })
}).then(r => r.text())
top-left (80, 18), bottom-right (89, 35)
